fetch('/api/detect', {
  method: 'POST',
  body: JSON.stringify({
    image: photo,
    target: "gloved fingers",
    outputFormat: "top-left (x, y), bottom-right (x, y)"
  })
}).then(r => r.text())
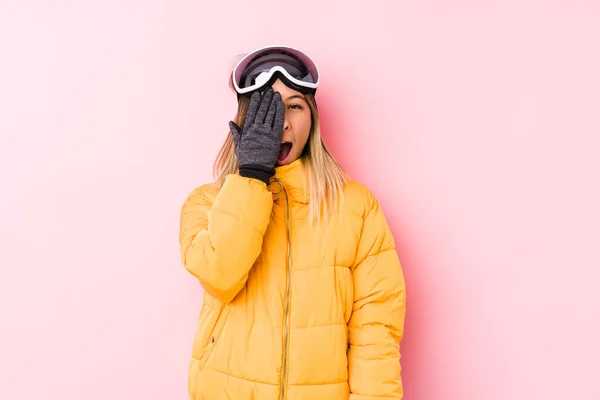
top-left (229, 121), bottom-right (241, 150)
top-left (255, 87), bottom-right (274, 125)
top-left (265, 91), bottom-right (282, 129)
top-left (243, 91), bottom-right (262, 129)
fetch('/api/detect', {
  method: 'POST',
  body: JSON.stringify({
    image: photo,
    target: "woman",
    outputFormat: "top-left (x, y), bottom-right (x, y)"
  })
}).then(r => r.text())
top-left (179, 45), bottom-right (407, 400)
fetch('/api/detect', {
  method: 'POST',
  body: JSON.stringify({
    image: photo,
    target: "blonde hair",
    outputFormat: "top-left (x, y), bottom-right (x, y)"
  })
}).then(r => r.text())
top-left (213, 73), bottom-right (349, 224)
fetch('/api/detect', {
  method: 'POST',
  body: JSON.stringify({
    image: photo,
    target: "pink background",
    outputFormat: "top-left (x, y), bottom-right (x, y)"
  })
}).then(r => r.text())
top-left (1, 1), bottom-right (599, 399)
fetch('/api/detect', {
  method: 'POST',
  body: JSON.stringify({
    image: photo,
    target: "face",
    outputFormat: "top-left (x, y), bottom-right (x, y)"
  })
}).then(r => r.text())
top-left (269, 79), bottom-right (312, 166)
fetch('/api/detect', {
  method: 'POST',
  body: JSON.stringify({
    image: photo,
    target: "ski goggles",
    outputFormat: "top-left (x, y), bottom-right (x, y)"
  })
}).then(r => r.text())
top-left (232, 45), bottom-right (320, 96)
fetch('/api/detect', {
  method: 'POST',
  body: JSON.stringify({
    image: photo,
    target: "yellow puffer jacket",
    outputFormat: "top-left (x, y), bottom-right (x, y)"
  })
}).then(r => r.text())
top-left (179, 159), bottom-right (406, 400)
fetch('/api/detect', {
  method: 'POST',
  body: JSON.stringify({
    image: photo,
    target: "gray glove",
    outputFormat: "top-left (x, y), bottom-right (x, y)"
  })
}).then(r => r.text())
top-left (229, 87), bottom-right (285, 185)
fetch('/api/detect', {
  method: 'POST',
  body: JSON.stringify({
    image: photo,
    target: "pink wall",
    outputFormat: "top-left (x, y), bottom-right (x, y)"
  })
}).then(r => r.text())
top-left (1, 1), bottom-right (599, 399)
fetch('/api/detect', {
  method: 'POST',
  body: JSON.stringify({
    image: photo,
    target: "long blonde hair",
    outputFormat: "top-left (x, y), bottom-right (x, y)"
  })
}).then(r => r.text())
top-left (213, 73), bottom-right (349, 224)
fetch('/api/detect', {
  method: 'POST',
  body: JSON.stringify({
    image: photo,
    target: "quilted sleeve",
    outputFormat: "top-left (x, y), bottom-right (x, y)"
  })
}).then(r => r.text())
top-left (348, 193), bottom-right (407, 399)
top-left (179, 174), bottom-right (273, 304)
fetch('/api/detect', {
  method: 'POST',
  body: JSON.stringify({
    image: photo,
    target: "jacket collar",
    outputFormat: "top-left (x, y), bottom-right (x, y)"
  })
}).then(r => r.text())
top-left (270, 158), bottom-right (309, 204)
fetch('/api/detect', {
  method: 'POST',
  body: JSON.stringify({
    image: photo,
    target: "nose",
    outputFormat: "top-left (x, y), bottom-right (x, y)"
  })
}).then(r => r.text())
top-left (283, 113), bottom-right (290, 131)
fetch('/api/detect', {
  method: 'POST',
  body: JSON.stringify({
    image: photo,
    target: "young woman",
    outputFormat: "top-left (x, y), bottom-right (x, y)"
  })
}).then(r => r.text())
top-left (179, 45), bottom-right (407, 400)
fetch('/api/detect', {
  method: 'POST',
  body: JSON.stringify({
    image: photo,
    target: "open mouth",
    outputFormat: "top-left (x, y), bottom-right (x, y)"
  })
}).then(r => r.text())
top-left (277, 142), bottom-right (293, 164)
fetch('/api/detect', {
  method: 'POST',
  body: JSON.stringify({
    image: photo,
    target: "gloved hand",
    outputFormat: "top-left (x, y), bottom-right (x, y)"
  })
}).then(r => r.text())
top-left (229, 87), bottom-right (285, 185)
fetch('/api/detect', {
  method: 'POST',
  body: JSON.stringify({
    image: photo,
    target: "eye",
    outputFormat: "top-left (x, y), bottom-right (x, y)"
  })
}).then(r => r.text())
top-left (288, 103), bottom-right (304, 110)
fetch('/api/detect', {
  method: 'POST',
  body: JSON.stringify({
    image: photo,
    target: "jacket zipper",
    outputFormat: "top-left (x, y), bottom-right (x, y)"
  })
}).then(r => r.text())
top-left (274, 178), bottom-right (292, 400)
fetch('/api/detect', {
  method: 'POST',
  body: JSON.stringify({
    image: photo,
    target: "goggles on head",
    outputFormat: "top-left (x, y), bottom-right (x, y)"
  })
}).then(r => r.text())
top-left (233, 45), bottom-right (320, 97)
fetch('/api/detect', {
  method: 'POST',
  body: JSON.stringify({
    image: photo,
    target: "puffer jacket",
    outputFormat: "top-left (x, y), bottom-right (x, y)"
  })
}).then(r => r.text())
top-left (179, 159), bottom-right (406, 400)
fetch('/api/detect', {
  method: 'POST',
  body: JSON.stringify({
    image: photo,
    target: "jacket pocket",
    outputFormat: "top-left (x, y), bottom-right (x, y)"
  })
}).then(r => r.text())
top-left (191, 298), bottom-right (230, 371)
